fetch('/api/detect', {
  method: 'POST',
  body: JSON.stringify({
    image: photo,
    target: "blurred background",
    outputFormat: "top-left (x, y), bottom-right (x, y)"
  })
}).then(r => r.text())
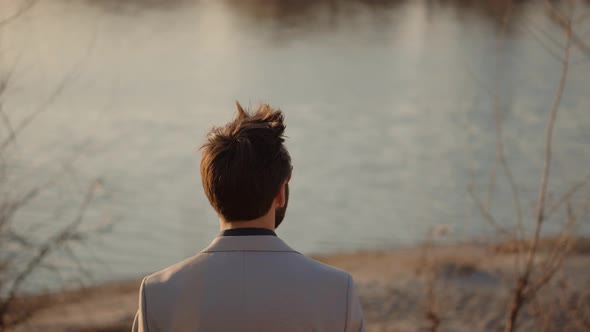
top-left (1, 0), bottom-right (589, 331)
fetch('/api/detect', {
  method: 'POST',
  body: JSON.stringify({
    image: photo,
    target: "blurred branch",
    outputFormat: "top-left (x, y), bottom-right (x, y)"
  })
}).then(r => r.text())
top-left (496, 6), bottom-right (538, 298)
top-left (0, 106), bottom-right (16, 146)
top-left (545, 174), bottom-right (590, 220)
top-left (571, 287), bottom-right (590, 330)
top-left (468, 186), bottom-right (510, 234)
top-left (526, 17), bottom-right (564, 49)
top-left (0, 67), bottom-right (76, 150)
top-left (575, 12), bottom-right (590, 25)
top-left (545, 0), bottom-right (590, 58)
top-left (463, 64), bottom-right (506, 109)
top-left (494, 0), bottom-right (524, 246)
top-left (0, 48), bottom-right (25, 147)
top-left (570, 30), bottom-right (590, 58)
top-left (549, 276), bottom-right (588, 332)
top-left (520, 20), bottom-right (564, 62)
top-left (0, 0), bottom-right (37, 28)
top-left (61, 244), bottom-right (93, 282)
top-left (0, 187), bottom-right (40, 230)
top-left (0, 6), bottom-right (107, 329)
top-left (0, 19), bottom-right (99, 151)
top-left (528, 204), bottom-right (576, 296)
top-left (544, 1), bottom-right (569, 27)
top-left (504, 1), bottom-right (573, 330)
top-left (526, 0), bottom-right (572, 281)
top-left (418, 232), bottom-right (441, 332)
top-left (0, 181), bottom-right (100, 330)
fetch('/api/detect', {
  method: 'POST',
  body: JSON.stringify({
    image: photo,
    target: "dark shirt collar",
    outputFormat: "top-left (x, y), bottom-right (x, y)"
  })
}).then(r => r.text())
top-left (220, 228), bottom-right (277, 237)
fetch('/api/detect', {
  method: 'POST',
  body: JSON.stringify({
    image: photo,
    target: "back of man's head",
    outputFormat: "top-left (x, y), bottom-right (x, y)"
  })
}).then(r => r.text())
top-left (200, 102), bottom-right (292, 222)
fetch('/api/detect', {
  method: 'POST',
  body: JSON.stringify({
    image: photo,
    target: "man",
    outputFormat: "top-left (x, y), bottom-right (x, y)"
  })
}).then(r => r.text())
top-left (132, 102), bottom-right (365, 332)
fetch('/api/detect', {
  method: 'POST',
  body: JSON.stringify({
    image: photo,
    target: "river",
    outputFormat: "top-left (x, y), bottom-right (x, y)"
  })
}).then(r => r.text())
top-left (1, 0), bottom-right (589, 291)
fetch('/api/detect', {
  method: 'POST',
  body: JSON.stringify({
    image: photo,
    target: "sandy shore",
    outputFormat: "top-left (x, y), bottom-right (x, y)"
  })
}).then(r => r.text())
top-left (9, 239), bottom-right (590, 332)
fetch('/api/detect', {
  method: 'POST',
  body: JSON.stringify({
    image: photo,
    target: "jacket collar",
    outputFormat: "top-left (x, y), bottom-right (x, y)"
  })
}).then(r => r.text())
top-left (220, 228), bottom-right (276, 237)
top-left (201, 235), bottom-right (300, 253)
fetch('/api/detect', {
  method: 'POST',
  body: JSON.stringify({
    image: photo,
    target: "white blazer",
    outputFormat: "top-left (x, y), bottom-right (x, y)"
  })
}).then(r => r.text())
top-left (132, 235), bottom-right (365, 332)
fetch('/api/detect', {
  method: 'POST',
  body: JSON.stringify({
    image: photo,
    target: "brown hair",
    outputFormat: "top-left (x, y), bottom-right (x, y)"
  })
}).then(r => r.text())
top-left (200, 102), bottom-right (292, 221)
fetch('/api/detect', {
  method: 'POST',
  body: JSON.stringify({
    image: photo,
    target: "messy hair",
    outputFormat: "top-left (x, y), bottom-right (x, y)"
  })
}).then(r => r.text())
top-left (200, 102), bottom-right (292, 221)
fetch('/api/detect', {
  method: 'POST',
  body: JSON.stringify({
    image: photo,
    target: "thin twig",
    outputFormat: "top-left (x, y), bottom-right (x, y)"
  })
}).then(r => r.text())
top-left (545, 1), bottom-right (590, 59)
top-left (504, 2), bottom-right (573, 331)
top-left (519, 24), bottom-right (564, 62)
top-left (570, 30), bottom-right (590, 58)
top-left (525, 3), bottom-right (572, 283)
top-left (0, 105), bottom-right (16, 146)
top-left (545, 174), bottom-right (590, 220)
top-left (0, 187), bottom-right (40, 229)
top-left (468, 186), bottom-right (509, 234)
top-left (575, 12), bottom-right (590, 25)
top-left (540, 214), bottom-right (575, 274)
top-left (494, 0), bottom-right (524, 244)
top-left (0, 181), bottom-right (98, 329)
top-left (0, 21), bottom-right (99, 150)
top-left (0, 0), bottom-right (38, 28)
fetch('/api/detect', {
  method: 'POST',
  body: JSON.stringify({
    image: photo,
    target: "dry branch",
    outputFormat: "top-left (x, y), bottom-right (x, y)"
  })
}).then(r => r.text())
top-left (494, 0), bottom-right (525, 247)
top-left (0, 2), bottom-right (107, 328)
top-left (0, 0), bottom-right (37, 28)
top-left (503, 2), bottom-right (573, 331)
top-left (0, 181), bottom-right (101, 330)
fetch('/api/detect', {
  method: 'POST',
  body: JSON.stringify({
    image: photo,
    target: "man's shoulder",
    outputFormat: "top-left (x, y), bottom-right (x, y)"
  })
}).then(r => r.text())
top-left (143, 251), bottom-right (210, 286)
top-left (295, 254), bottom-right (352, 280)
top-left (143, 249), bottom-right (352, 287)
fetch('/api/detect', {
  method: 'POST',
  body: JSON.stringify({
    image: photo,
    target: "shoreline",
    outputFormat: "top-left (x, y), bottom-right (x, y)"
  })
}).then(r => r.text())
top-left (9, 237), bottom-right (590, 332)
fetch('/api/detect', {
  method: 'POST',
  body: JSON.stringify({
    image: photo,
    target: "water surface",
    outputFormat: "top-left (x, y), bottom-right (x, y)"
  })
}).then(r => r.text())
top-left (2, 0), bottom-right (589, 290)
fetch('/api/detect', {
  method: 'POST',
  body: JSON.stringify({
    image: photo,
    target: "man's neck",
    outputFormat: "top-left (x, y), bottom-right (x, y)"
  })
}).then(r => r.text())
top-left (220, 214), bottom-right (275, 232)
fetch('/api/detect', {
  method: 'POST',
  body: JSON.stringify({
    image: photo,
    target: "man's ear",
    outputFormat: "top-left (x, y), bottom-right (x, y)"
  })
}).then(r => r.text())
top-left (275, 181), bottom-right (288, 208)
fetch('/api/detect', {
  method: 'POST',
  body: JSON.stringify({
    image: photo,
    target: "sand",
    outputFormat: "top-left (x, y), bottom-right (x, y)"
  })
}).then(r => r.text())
top-left (8, 240), bottom-right (590, 332)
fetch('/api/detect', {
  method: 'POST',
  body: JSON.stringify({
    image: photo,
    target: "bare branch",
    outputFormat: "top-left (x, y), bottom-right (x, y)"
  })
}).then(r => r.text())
top-left (468, 186), bottom-right (510, 234)
top-left (3, 229), bottom-right (35, 249)
top-left (0, 105), bottom-right (16, 146)
top-left (0, 187), bottom-right (40, 229)
top-left (570, 30), bottom-right (590, 58)
top-left (519, 22), bottom-right (565, 62)
top-left (0, 69), bottom-right (75, 150)
top-left (574, 11), bottom-right (590, 26)
top-left (545, 2), bottom-right (590, 59)
top-left (492, 0), bottom-right (524, 252)
top-left (0, 181), bottom-right (99, 329)
top-left (485, 162), bottom-right (498, 213)
top-left (0, 47), bottom-right (27, 147)
top-left (571, 288), bottom-right (590, 330)
top-left (61, 244), bottom-right (93, 281)
top-left (0, 0), bottom-right (38, 28)
top-left (545, 175), bottom-right (590, 220)
top-left (544, 1), bottom-right (569, 28)
top-left (543, 212), bottom-right (576, 269)
top-left (0, 42), bottom-right (25, 94)
top-left (463, 64), bottom-right (504, 106)
top-left (504, 2), bottom-right (573, 331)
top-left (529, 205), bottom-right (576, 296)
top-left (0, 21), bottom-right (99, 150)
top-left (525, 2), bottom-right (572, 279)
